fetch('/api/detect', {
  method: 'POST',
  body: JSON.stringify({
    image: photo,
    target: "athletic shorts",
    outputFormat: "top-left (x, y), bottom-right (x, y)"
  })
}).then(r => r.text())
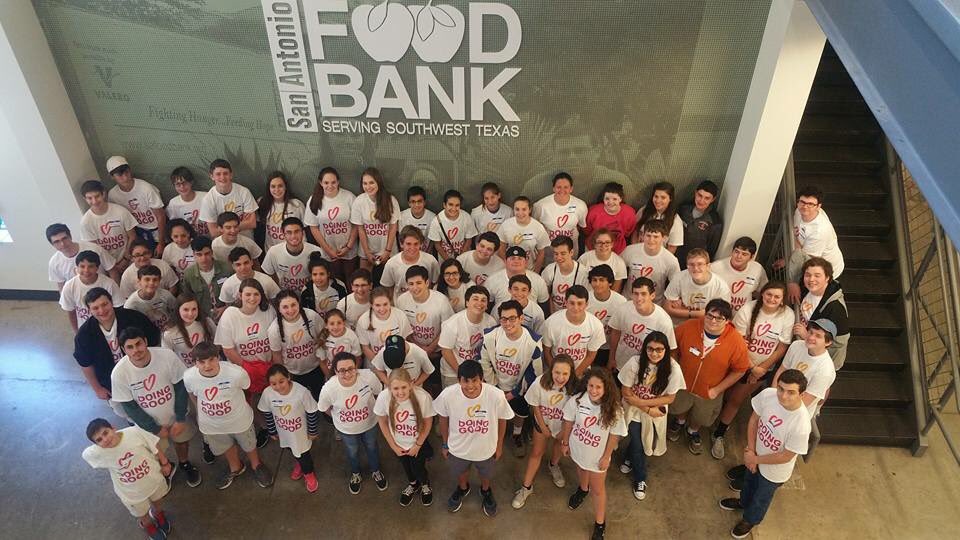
top-left (241, 360), bottom-right (271, 394)
top-left (508, 395), bottom-right (530, 418)
top-left (447, 454), bottom-right (495, 480)
top-left (205, 424), bottom-right (257, 456)
top-left (123, 481), bottom-right (170, 517)
top-left (671, 390), bottom-right (723, 427)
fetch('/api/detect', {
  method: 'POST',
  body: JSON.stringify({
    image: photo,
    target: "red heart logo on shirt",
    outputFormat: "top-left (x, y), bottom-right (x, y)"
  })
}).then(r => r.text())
top-left (557, 214), bottom-right (570, 228)
top-left (631, 323), bottom-right (646, 335)
top-left (416, 312), bottom-right (427, 324)
top-left (345, 394), bottom-right (358, 409)
top-left (332, 345), bottom-right (345, 355)
top-left (328, 207), bottom-right (340, 221)
top-left (246, 323), bottom-right (260, 335)
top-left (756, 322), bottom-right (772, 336)
top-left (118, 451), bottom-right (135, 470)
top-left (558, 283), bottom-right (570, 294)
top-left (567, 333), bottom-right (582, 346)
top-left (100, 223), bottom-right (112, 235)
top-left (395, 409), bottom-right (410, 424)
top-left (768, 415), bottom-right (783, 427)
top-left (204, 387), bottom-right (219, 401)
top-left (191, 209), bottom-right (200, 221)
top-left (732, 280), bottom-right (746, 294)
top-left (584, 416), bottom-right (598, 428)
top-left (448, 227), bottom-right (459, 239)
top-left (128, 199), bottom-right (140, 211)
top-left (470, 333), bottom-right (483, 347)
top-left (291, 264), bottom-right (304, 276)
top-left (143, 374), bottom-right (157, 392)
top-left (637, 266), bottom-right (653, 277)
top-left (191, 333), bottom-right (201, 345)
top-left (594, 309), bottom-right (607, 320)
top-left (178, 258), bottom-right (189, 270)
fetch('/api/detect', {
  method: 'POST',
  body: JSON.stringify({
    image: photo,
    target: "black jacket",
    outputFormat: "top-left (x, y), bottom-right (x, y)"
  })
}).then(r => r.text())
top-left (800, 279), bottom-right (850, 336)
top-left (300, 280), bottom-right (348, 314)
top-left (74, 308), bottom-right (160, 390)
top-left (676, 202), bottom-right (723, 269)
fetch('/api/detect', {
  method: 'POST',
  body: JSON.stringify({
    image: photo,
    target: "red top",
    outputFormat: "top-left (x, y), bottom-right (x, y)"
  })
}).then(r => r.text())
top-left (584, 204), bottom-right (637, 254)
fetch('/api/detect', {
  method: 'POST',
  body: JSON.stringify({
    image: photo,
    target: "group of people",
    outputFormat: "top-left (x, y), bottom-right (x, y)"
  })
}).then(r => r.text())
top-left (59, 156), bottom-right (849, 539)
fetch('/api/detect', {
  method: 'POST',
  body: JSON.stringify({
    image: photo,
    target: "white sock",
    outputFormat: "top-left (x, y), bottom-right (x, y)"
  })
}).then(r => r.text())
top-left (513, 425), bottom-right (523, 436)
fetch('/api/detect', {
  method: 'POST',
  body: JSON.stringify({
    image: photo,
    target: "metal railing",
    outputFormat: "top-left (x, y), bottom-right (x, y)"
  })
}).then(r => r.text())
top-left (765, 152), bottom-right (798, 281)
top-left (886, 140), bottom-right (960, 464)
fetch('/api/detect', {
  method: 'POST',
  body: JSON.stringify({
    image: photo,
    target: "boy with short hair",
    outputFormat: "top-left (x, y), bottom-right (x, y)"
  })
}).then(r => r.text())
top-left (82, 418), bottom-right (173, 539)
top-left (124, 266), bottom-right (178, 331)
top-left (262, 217), bottom-right (321, 290)
top-left (396, 265), bottom-right (454, 360)
top-left (607, 277), bottom-right (676, 371)
top-left (111, 327), bottom-right (201, 487)
top-left (381, 226), bottom-right (440, 300)
top-left (793, 257), bottom-right (850, 369)
top-left (483, 246), bottom-right (550, 308)
top-left (60, 250), bottom-right (125, 332)
top-left (218, 248), bottom-right (281, 305)
top-left (399, 185), bottom-right (436, 253)
top-left (79, 179), bottom-right (138, 272)
top-left (620, 219), bottom-right (680, 304)
top-left (300, 256), bottom-right (347, 318)
top-left (119, 239), bottom-right (179, 299)
top-left (106, 156), bottom-right (167, 254)
top-left (371, 333), bottom-right (435, 386)
top-left (180, 235), bottom-right (232, 320)
top-left (336, 269), bottom-right (373, 329)
top-left (46, 223), bottom-right (119, 289)
top-left (435, 360), bottom-right (515, 516)
top-left (676, 180), bottom-right (723, 268)
top-left (541, 285), bottom-right (606, 376)
top-left (710, 237), bottom-right (768, 313)
top-left (664, 248), bottom-right (730, 325)
top-left (456, 232), bottom-right (505, 287)
top-left (542, 236), bottom-right (589, 314)
top-left (785, 185), bottom-right (845, 304)
top-left (211, 211), bottom-right (262, 263)
top-left (586, 264), bottom-right (628, 370)
top-left (182, 341), bottom-right (273, 490)
top-left (429, 189), bottom-right (479, 260)
top-left (509, 274), bottom-right (545, 334)
top-left (166, 166), bottom-right (209, 236)
top-left (199, 159), bottom-right (258, 238)
top-left (438, 286), bottom-right (498, 388)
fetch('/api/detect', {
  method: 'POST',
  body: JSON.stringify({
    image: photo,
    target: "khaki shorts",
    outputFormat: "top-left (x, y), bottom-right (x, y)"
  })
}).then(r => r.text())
top-left (123, 481), bottom-right (170, 517)
top-left (671, 390), bottom-right (723, 427)
top-left (157, 416), bottom-right (199, 452)
top-left (205, 424), bottom-right (257, 456)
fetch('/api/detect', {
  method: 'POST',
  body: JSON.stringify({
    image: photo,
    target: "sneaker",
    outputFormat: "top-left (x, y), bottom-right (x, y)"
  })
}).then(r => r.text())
top-left (447, 483), bottom-right (470, 513)
top-left (420, 483), bottom-right (434, 506)
top-left (667, 422), bottom-right (682, 442)
top-left (304, 472), bottom-right (319, 493)
top-left (253, 464), bottom-right (274, 488)
top-left (726, 464), bottom-right (746, 481)
top-left (688, 432), bottom-right (703, 455)
top-left (549, 462), bottom-right (566, 488)
top-left (711, 435), bottom-right (726, 460)
top-left (181, 461), bottom-right (202, 488)
top-left (729, 476), bottom-right (744, 494)
top-left (216, 464), bottom-right (246, 490)
top-left (512, 434), bottom-right (525, 458)
top-left (592, 522), bottom-right (606, 540)
top-left (719, 497), bottom-right (744, 511)
top-left (149, 508), bottom-right (170, 535)
top-left (372, 470), bottom-right (389, 491)
top-left (139, 521), bottom-right (166, 540)
top-left (256, 429), bottom-right (270, 449)
top-left (567, 487), bottom-right (588, 510)
top-left (632, 481), bottom-right (647, 501)
top-left (202, 442), bottom-right (215, 465)
top-left (164, 461), bottom-right (178, 481)
top-left (480, 488), bottom-right (498, 517)
top-left (619, 459), bottom-right (632, 475)
top-left (731, 520), bottom-right (754, 539)
top-left (290, 461), bottom-right (303, 481)
top-left (511, 485), bottom-right (533, 509)
top-left (349, 472), bottom-right (362, 494)
top-left (400, 483), bottom-right (418, 506)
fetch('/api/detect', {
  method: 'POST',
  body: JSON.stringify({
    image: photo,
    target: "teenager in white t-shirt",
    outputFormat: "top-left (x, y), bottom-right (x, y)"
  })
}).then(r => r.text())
top-left (508, 274), bottom-right (546, 334)
top-left (498, 196), bottom-right (550, 271)
top-left (106, 156), bottom-right (166, 251)
top-left (183, 342), bottom-right (272, 490)
top-left (82, 419), bottom-right (173, 536)
top-left (166, 166), bottom-right (208, 236)
top-left (560, 367), bottom-right (628, 539)
top-left (437, 258), bottom-right (475, 313)
top-left (46, 223), bottom-right (118, 288)
top-left (351, 167), bottom-right (400, 271)
top-left (161, 219), bottom-right (195, 279)
top-left (60, 250), bottom-right (124, 332)
top-left (632, 181), bottom-right (684, 252)
top-left (381, 227), bottom-right (440, 300)
top-left (434, 360), bottom-right (515, 516)
top-left (457, 232), bottom-right (505, 287)
top-left (356, 287), bottom-right (413, 361)
top-left (471, 182), bottom-right (513, 234)
top-left (372, 334), bottom-right (435, 386)
top-left (586, 264), bottom-right (628, 370)
top-left (710, 237), bottom-right (769, 313)
top-left (319, 309), bottom-right (362, 376)
top-left (541, 285), bottom-right (606, 376)
top-left (211, 212), bottom-right (262, 264)
top-left (111, 328), bottom-right (200, 487)
top-left (512, 355), bottom-right (577, 509)
top-left (396, 266), bottom-right (453, 358)
top-left (120, 239), bottom-right (179, 298)
top-left (261, 218), bottom-right (321, 291)
top-left (218, 249), bottom-right (280, 305)
top-left (607, 277), bottom-right (677, 371)
top-left (543, 236), bottom-right (590, 314)
top-left (268, 291), bottom-right (324, 398)
top-left (336, 269), bottom-right (372, 330)
top-left (318, 352), bottom-right (387, 494)
top-left (79, 180), bottom-right (137, 270)
top-left (162, 294), bottom-right (215, 367)
top-left (438, 286), bottom-right (497, 387)
top-left (255, 172), bottom-right (305, 251)
top-left (301, 257), bottom-right (347, 319)
top-left (199, 159), bottom-right (257, 238)
top-left (533, 173), bottom-right (588, 259)
top-left (786, 186), bottom-right (845, 299)
top-left (123, 266), bottom-right (177, 331)
top-left (375, 368), bottom-right (437, 506)
top-left (719, 372), bottom-right (811, 538)
top-left (664, 248), bottom-right (730, 325)
top-left (398, 185), bottom-right (436, 255)
top-left (617, 331), bottom-right (685, 501)
top-left (258, 365), bottom-right (322, 492)
top-left (620, 220), bottom-right (680, 303)
top-left (304, 167), bottom-right (359, 279)
top-left (578, 229), bottom-right (628, 292)
top-left (429, 189), bottom-right (479, 260)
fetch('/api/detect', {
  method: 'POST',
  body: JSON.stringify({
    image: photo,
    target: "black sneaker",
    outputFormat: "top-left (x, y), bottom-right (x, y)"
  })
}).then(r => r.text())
top-left (729, 476), bottom-right (744, 494)
top-left (216, 463), bottom-right (246, 490)
top-left (726, 464), bottom-right (746, 481)
top-left (256, 429), bottom-right (270, 449)
top-left (420, 483), bottom-right (434, 506)
top-left (567, 487), bottom-right (589, 510)
top-left (349, 472), bottom-right (362, 495)
top-left (667, 421), bottom-right (682, 442)
top-left (731, 520), bottom-right (754, 539)
top-left (372, 470), bottom-right (388, 491)
top-left (202, 442), bottom-right (215, 465)
top-left (400, 483), bottom-right (417, 507)
top-left (181, 461), bottom-right (202, 488)
top-left (252, 463), bottom-right (274, 488)
top-left (719, 497), bottom-right (744, 511)
top-left (447, 483), bottom-right (470, 513)
top-left (592, 522), bottom-right (606, 540)
top-left (481, 488), bottom-right (497, 517)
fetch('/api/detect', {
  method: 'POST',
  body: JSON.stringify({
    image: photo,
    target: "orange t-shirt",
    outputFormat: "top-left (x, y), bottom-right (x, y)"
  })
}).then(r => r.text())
top-left (674, 319), bottom-right (750, 398)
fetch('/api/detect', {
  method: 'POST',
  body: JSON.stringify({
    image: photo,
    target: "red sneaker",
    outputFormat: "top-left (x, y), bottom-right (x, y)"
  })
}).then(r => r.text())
top-left (290, 461), bottom-right (303, 481)
top-left (305, 472), bottom-right (319, 493)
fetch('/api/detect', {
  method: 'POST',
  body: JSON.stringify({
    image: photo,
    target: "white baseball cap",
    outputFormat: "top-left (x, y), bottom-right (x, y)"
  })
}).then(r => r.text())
top-left (106, 156), bottom-right (129, 174)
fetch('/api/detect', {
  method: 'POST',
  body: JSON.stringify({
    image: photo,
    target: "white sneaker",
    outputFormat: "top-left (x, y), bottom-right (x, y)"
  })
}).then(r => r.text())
top-left (633, 480), bottom-right (647, 501)
top-left (711, 436), bottom-right (726, 460)
top-left (548, 463), bottom-right (566, 488)
top-left (619, 459), bottom-right (632, 474)
top-left (511, 486), bottom-right (533, 509)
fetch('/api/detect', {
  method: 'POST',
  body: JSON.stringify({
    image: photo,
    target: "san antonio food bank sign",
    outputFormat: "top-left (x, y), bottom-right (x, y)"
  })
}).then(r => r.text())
top-left (261, 0), bottom-right (522, 137)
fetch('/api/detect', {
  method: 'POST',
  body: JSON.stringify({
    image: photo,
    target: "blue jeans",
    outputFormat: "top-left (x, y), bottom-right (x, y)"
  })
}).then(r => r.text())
top-left (741, 468), bottom-right (782, 524)
top-left (626, 421), bottom-right (647, 482)
top-left (341, 427), bottom-right (381, 474)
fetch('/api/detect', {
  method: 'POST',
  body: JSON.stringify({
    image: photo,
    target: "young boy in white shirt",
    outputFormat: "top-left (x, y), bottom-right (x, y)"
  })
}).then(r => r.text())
top-left (664, 248), bottom-right (730, 325)
top-left (182, 341), bottom-right (273, 490)
top-left (200, 159), bottom-right (258, 238)
top-left (710, 237), bottom-right (768, 313)
top-left (123, 265), bottom-right (178, 331)
top-left (438, 286), bottom-right (497, 388)
top-left (46, 223), bottom-right (119, 289)
top-left (541, 285), bottom-right (606, 376)
top-left (483, 246), bottom-right (550, 308)
top-left (607, 277), bottom-right (677, 371)
top-left (106, 156), bottom-right (166, 254)
top-left (785, 186), bottom-right (845, 304)
top-left (166, 166), bottom-right (209, 236)
top-left (381, 226), bottom-right (440, 301)
top-left (586, 264), bottom-right (628, 370)
top-left (60, 250), bottom-right (124, 332)
top-left (457, 232), bottom-right (505, 287)
top-left (434, 360), bottom-right (515, 516)
top-left (261, 217), bottom-right (321, 291)
top-left (620, 219), bottom-right (680, 304)
top-left (542, 236), bottom-right (589, 314)
top-left (120, 239), bottom-right (180, 299)
top-left (79, 180), bottom-right (137, 272)
top-left (398, 186), bottom-right (436, 254)
top-left (219, 248), bottom-right (281, 305)
top-left (396, 265), bottom-right (453, 360)
top-left (429, 189), bottom-right (479, 260)
top-left (509, 275), bottom-right (546, 334)
top-left (211, 211), bottom-right (262, 264)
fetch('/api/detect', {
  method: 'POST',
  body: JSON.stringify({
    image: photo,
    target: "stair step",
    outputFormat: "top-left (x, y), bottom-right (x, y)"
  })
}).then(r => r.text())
top-left (841, 269), bottom-right (901, 303)
top-left (814, 67), bottom-right (857, 87)
top-left (825, 208), bottom-right (890, 237)
top-left (808, 84), bottom-right (867, 104)
top-left (803, 99), bottom-right (875, 117)
top-left (837, 240), bottom-right (896, 269)
top-left (794, 144), bottom-right (884, 174)
top-left (792, 174), bottom-right (887, 207)
top-left (796, 115), bottom-right (881, 145)
top-left (842, 335), bottom-right (907, 372)
top-left (818, 406), bottom-right (916, 447)
top-left (846, 301), bottom-right (903, 336)
top-left (826, 370), bottom-right (911, 407)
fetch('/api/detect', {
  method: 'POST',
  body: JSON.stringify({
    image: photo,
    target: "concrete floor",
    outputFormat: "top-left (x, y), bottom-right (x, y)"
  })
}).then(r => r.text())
top-left (1, 299), bottom-right (958, 539)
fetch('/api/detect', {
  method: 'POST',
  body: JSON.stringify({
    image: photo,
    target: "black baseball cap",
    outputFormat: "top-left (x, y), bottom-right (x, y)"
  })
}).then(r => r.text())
top-left (383, 334), bottom-right (405, 369)
top-left (505, 246), bottom-right (527, 258)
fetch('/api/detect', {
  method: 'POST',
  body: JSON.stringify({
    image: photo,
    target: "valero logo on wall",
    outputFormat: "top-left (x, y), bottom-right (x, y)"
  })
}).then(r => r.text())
top-left (261, 0), bottom-right (522, 137)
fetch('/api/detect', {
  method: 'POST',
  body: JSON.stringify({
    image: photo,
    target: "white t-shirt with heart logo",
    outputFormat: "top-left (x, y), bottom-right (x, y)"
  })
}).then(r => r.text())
top-left (79, 203), bottom-right (138, 261)
top-left (199, 183), bottom-right (257, 238)
top-left (218, 271), bottom-right (281, 305)
top-left (60, 274), bottom-right (124, 327)
top-left (617, 357), bottom-right (686, 421)
top-left (166, 191), bottom-right (209, 236)
top-left (258, 382), bottom-right (317, 457)
top-left (434, 382), bottom-right (515, 461)
top-left (497, 217), bottom-right (551, 269)
top-left (123, 289), bottom-right (178, 332)
top-left (321, 327), bottom-right (362, 371)
top-left (335, 293), bottom-right (370, 330)
top-left (541, 310), bottom-right (606, 368)
top-left (261, 243), bottom-right (322, 292)
top-left (664, 270), bottom-right (731, 325)
top-left (396, 290), bottom-right (454, 349)
top-left (119, 258), bottom-right (179, 299)
top-left (262, 199), bottom-right (306, 250)
top-left (82, 427), bottom-right (166, 505)
top-left (183, 361), bottom-right (254, 435)
top-left (373, 386), bottom-right (436, 450)
top-left (523, 375), bottom-right (572, 437)
top-left (751, 387), bottom-right (811, 482)
top-left (215, 306), bottom-right (276, 363)
top-left (619, 244), bottom-right (681, 303)
top-left (710, 258), bottom-right (769, 313)
top-left (456, 251), bottom-right (504, 287)
top-left (48, 240), bottom-right (117, 284)
top-left (587, 290), bottom-right (628, 351)
top-left (398, 208), bottom-right (437, 254)
top-left (268, 309), bottom-right (322, 375)
top-left (733, 301), bottom-right (796, 367)
top-left (428, 211), bottom-right (479, 257)
top-left (161, 243), bottom-right (195, 279)
top-left (356, 308), bottom-right (413, 356)
top-left (480, 326), bottom-right (542, 393)
top-left (471, 204), bottom-right (513, 234)
top-left (380, 251), bottom-right (441, 300)
top-left (608, 302), bottom-right (677, 369)
top-left (533, 195), bottom-right (588, 254)
top-left (780, 340), bottom-right (836, 416)
top-left (211, 234), bottom-right (262, 264)
top-left (563, 394), bottom-right (627, 472)
top-left (111, 347), bottom-right (186, 427)
top-left (317, 369), bottom-right (382, 434)
top-left (437, 310), bottom-right (498, 378)
top-left (350, 194), bottom-right (401, 256)
top-left (108, 179), bottom-right (163, 230)
top-left (543, 262), bottom-right (590, 313)
top-left (304, 190), bottom-right (357, 259)
top-left (162, 320), bottom-right (213, 367)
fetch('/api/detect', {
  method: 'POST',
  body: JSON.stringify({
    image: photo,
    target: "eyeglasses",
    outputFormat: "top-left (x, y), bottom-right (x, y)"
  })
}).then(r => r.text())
top-left (443, 271), bottom-right (461, 277)
top-left (797, 200), bottom-right (820, 208)
top-left (131, 252), bottom-right (151, 259)
top-left (336, 367), bottom-right (357, 375)
top-left (595, 240), bottom-right (613, 246)
top-left (705, 313), bottom-right (727, 322)
top-left (500, 315), bottom-right (519, 323)
top-left (646, 346), bottom-right (666, 354)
